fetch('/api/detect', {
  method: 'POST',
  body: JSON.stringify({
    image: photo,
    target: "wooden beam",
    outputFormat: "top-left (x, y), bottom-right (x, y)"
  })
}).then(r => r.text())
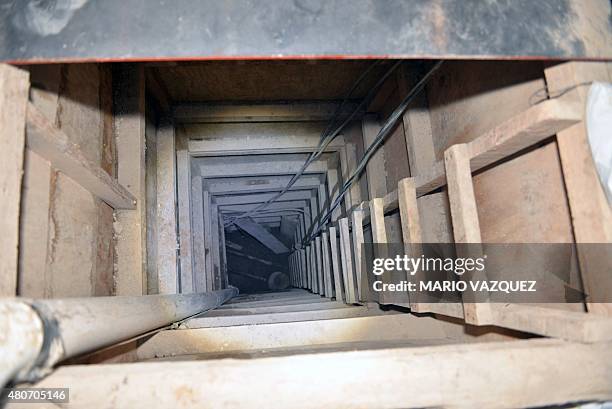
top-left (26, 103), bottom-right (136, 209)
top-left (191, 179), bottom-right (206, 293)
top-left (544, 62), bottom-right (612, 316)
top-left (489, 303), bottom-right (612, 343)
top-left (339, 218), bottom-right (357, 304)
top-left (0, 64), bottom-right (29, 296)
top-left (176, 150), bottom-right (194, 293)
top-left (202, 190), bottom-right (214, 292)
top-left (350, 209), bottom-right (366, 301)
top-left (113, 64), bottom-right (147, 296)
top-left (174, 101), bottom-right (360, 123)
top-left (321, 231), bottom-right (334, 297)
top-left (444, 144), bottom-right (489, 325)
top-left (315, 236), bottom-right (324, 295)
top-left (211, 204), bottom-right (222, 289)
top-left (234, 217), bottom-right (289, 254)
top-left (329, 226), bottom-right (345, 302)
top-left (414, 98), bottom-right (582, 197)
top-left (186, 122), bottom-right (344, 156)
top-left (369, 198), bottom-right (389, 304)
top-left (156, 117), bottom-right (178, 294)
top-left (139, 314), bottom-right (451, 358)
top-left (37, 339), bottom-right (612, 409)
top-left (18, 150), bottom-right (51, 298)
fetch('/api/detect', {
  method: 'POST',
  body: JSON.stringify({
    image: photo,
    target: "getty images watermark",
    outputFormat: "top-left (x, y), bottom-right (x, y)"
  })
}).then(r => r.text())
top-left (371, 254), bottom-right (537, 294)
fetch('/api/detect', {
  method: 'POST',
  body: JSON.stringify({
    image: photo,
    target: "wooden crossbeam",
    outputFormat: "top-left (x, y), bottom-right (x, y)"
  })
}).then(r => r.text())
top-left (359, 97), bottom-right (582, 224)
top-left (37, 339), bottom-right (612, 409)
top-left (234, 217), bottom-right (289, 254)
top-left (26, 102), bottom-right (136, 210)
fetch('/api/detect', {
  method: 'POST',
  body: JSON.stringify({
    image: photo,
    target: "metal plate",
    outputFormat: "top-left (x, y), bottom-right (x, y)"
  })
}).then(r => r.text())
top-left (1, 0), bottom-right (611, 63)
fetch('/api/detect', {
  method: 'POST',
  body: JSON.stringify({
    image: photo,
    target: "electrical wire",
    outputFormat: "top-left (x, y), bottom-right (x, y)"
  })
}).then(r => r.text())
top-left (224, 60), bottom-right (402, 226)
top-left (303, 60), bottom-right (444, 245)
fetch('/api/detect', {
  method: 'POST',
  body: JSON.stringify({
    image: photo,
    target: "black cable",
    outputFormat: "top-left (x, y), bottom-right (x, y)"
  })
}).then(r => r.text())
top-left (225, 60), bottom-right (402, 226)
top-left (303, 60), bottom-right (444, 245)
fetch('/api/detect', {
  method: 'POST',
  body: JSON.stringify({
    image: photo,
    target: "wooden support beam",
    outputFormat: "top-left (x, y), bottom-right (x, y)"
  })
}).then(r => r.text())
top-left (211, 204), bottom-right (222, 289)
top-left (339, 218), bottom-right (357, 304)
top-left (174, 101), bottom-right (360, 123)
top-left (156, 117), bottom-right (178, 294)
top-left (186, 122), bottom-right (344, 156)
top-left (544, 62), bottom-right (612, 316)
top-left (39, 338), bottom-right (612, 409)
top-left (26, 103), bottom-right (136, 209)
top-left (321, 231), bottom-right (334, 298)
top-left (202, 190), bottom-right (214, 292)
top-left (369, 198), bottom-right (389, 304)
top-left (191, 179), bottom-right (206, 293)
top-left (18, 150), bottom-right (51, 298)
top-left (219, 212), bottom-right (228, 288)
top-left (444, 144), bottom-right (489, 325)
top-left (414, 98), bottom-right (582, 197)
top-left (329, 226), bottom-right (345, 302)
top-left (489, 303), bottom-right (612, 343)
top-left (0, 64), bottom-right (29, 296)
top-left (350, 209), bottom-right (366, 301)
top-left (314, 237), bottom-right (325, 296)
top-left (176, 150), bottom-right (194, 293)
top-left (234, 217), bottom-right (289, 255)
top-left (114, 64), bottom-right (147, 296)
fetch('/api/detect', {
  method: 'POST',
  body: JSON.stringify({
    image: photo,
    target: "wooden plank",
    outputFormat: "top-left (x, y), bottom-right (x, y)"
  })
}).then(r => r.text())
top-left (139, 314), bottom-right (451, 358)
top-left (191, 179), bottom-right (206, 293)
top-left (444, 144), bottom-right (489, 325)
top-left (315, 237), bottom-right (324, 295)
top-left (113, 64), bottom-right (146, 296)
top-left (26, 103), bottom-right (136, 209)
top-left (397, 178), bottom-right (421, 309)
top-left (414, 98), bottom-right (582, 197)
top-left (156, 118), bottom-right (178, 294)
top-left (369, 198), bottom-right (389, 304)
top-left (185, 122), bottom-right (344, 155)
top-left (18, 150), bottom-right (51, 297)
top-left (202, 189), bottom-right (214, 291)
top-left (38, 338), bottom-right (612, 409)
top-left (350, 208), bottom-right (366, 301)
top-left (339, 218), bottom-right (357, 304)
top-left (174, 101), bottom-right (359, 123)
top-left (329, 226), bottom-right (345, 302)
top-left (489, 303), bottom-right (612, 343)
top-left (183, 305), bottom-right (377, 328)
top-left (218, 211), bottom-right (228, 288)
top-left (234, 217), bottom-right (289, 254)
top-left (211, 204), bottom-right (222, 289)
top-left (321, 231), bottom-right (334, 298)
top-left (176, 150), bottom-right (194, 293)
top-left (0, 64), bottom-right (29, 296)
top-left (544, 62), bottom-right (612, 316)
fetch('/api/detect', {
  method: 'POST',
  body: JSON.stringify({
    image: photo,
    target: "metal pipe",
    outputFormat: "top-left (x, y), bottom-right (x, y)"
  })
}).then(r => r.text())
top-left (1, 288), bottom-right (238, 385)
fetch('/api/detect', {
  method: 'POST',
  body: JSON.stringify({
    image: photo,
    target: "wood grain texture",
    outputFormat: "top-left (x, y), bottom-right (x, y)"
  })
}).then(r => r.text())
top-left (26, 103), bottom-right (136, 209)
top-left (544, 62), bottom-right (612, 316)
top-left (0, 64), bottom-right (29, 296)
